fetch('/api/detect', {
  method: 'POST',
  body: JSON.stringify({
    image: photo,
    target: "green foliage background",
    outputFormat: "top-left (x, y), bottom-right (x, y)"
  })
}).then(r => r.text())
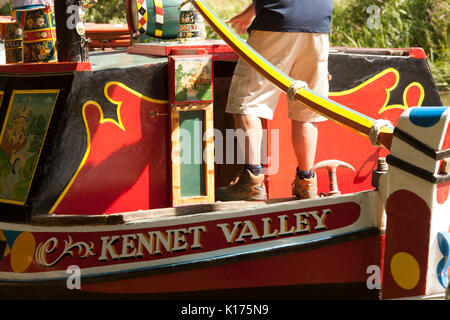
top-left (84, 0), bottom-right (126, 23)
top-left (331, 0), bottom-right (449, 91)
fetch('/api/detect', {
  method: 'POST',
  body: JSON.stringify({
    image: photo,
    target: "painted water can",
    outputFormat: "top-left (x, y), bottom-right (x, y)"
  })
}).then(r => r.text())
top-left (127, 0), bottom-right (181, 41)
top-left (13, 5), bottom-right (57, 63)
top-left (177, 2), bottom-right (206, 42)
top-left (0, 21), bottom-right (23, 64)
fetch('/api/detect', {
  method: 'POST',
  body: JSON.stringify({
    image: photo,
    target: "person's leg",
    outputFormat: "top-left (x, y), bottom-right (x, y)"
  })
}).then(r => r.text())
top-left (215, 113), bottom-right (266, 201)
top-left (291, 120), bottom-right (318, 172)
top-left (291, 120), bottom-right (319, 199)
top-left (233, 113), bottom-right (263, 166)
top-left (217, 31), bottom-right (297, 201)
top-left (288, 33), bottom-right (330, 199)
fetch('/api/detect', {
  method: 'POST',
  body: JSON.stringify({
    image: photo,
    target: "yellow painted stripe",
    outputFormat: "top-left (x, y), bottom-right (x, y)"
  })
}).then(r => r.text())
top-left (192, 0), bottom-right (394, 147)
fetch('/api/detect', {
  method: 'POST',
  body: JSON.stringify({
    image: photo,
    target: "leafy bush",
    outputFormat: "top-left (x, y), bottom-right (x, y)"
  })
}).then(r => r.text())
top-left (85, 0), bottom-right (126, 23)
top-left (331, 0), bottom-right (449, 90)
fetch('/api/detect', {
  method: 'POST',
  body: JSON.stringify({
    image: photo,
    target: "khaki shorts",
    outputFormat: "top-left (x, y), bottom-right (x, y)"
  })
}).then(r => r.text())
top-left (226, 30), bottom-right (329, 122)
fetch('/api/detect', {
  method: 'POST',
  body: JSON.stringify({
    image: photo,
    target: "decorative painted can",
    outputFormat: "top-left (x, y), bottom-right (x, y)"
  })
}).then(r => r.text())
top-left (177, 2), bottom-right (206, 42)
top-left (12, 5), bottom-right (57, 63)
top-left (0, 21), bottom-right (23, 64)
top-left (126, 0), bottom-right (181, 41)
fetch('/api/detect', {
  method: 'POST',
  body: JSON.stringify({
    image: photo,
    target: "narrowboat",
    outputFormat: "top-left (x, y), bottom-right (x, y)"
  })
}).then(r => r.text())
top-left (0, 0), bottom-right (447, 300)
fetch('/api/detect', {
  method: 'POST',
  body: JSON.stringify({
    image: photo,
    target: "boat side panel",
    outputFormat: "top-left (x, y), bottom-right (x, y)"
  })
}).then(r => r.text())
top-left (0, 230), bottom-right (384, 299)
top-left (0, 71), bottom-right (76, 221)
top-left (31, 62), bottom-right (171, 215)
top-left (81, 233), bottom-right (385, 298)
top-left (0, 191), bottom-right (381, 282)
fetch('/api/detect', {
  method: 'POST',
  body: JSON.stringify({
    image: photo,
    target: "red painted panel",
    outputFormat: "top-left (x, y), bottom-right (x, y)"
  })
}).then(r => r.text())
top-left (53, 82), bottom-right (170, 215)
top-left (81, 235), bottom-right (383, 295)
top-left (0, 61), bottom-right (92, 73)
top-left (0, 202), bottom-right (365, 284)
top-left (437, 182), bottom-right (450, 205)
top-left (382, 190), bottom-right (431, 299)
top-left (0, 201), bottom-right (360, 274)
top-left (441, 124), bottom-right (450, 150)
top-left (408, 47), bottom-right (427, 59)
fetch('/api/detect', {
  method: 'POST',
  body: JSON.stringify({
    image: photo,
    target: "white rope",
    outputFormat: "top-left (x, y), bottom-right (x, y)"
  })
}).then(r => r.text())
top-left (287, 80), bottom-right (308, 101)
top-left (369, 119), bottom-right (392, 146)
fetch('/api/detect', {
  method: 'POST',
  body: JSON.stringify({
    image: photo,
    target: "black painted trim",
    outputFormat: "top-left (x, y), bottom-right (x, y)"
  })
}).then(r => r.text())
top-left (0, 280), bottom-right (380, 300)
top-left (386, 154), bottom-right (450, 184)
top-left (393, 128), bottom-right (450, 160)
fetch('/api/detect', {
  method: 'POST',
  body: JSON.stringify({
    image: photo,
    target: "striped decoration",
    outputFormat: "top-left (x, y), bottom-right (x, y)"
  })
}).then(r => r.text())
top-left (136, 0), bottom-right (164, 38)
top-left (153, 0), bottom-right (164, 38)
top-left (136, 0), bottom-right (148, 34)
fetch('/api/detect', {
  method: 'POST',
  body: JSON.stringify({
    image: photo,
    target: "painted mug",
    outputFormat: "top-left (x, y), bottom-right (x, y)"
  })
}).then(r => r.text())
top-left (177, 3), bottom-right (206, 42)
top-left (13, 5), bottom-right (57, 63)
top-left (0, 21), bottom-right (23, 64)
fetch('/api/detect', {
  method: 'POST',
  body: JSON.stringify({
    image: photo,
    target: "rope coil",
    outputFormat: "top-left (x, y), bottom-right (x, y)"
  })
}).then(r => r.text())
top-left (287, 80), bottom-right (308, 101)
top-left (369, 119), bottom-right (392, 146)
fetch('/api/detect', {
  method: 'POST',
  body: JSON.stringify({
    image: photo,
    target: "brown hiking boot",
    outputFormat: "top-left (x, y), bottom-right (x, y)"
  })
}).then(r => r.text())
top-left (292, 174), bottom-right (318, 199)
top-left (216, 169), bottom-right (267, 201)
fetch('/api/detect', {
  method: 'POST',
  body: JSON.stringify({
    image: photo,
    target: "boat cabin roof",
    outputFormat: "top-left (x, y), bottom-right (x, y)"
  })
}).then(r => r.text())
top-left (89, 49), bottom-right (168, 71)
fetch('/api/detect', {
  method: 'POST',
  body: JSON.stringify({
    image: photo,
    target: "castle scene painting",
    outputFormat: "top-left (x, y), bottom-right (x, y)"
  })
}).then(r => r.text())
top-left (0, 90), bottom-right (59, 204)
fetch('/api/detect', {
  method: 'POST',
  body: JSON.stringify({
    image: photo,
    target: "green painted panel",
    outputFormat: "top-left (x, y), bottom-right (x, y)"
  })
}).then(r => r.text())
top-left (89, 50), bottom-right (167, 71)
top-left (179, 110), bottom-right (205, 197)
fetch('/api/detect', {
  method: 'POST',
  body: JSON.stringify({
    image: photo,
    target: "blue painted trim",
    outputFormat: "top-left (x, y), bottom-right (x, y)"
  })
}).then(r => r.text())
top-left (409, 107), bottom-right (448, 128)
top-left (437, 232), bottom-right (450, 288)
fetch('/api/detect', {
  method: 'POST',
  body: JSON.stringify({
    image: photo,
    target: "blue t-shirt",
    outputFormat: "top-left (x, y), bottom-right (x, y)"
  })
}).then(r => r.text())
top-left (248, 0), bottom-right (334, 34)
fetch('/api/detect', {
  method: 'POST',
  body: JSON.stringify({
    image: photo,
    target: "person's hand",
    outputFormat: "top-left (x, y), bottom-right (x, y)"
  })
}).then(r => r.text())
top-left (225, 15), bottom-right (251, 34)
top-left (225, 6), bottom-right (255, 35)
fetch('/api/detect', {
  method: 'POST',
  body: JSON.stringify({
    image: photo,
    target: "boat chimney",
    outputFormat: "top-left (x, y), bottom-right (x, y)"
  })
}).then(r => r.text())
top-left (54, 0), bottom-right (94, 62)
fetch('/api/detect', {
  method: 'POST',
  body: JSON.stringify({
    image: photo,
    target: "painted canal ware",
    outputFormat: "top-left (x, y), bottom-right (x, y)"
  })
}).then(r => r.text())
top-left (12, 5), bottom-right (57, 63)
top-left (0, 89), bottom-right (59, 205)
top-left (177, 1), bottom-right (206, 42)
top-left (0, 0), bottom-right (448, 300)
top-left (0, 21), bottom-right (23, 64)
